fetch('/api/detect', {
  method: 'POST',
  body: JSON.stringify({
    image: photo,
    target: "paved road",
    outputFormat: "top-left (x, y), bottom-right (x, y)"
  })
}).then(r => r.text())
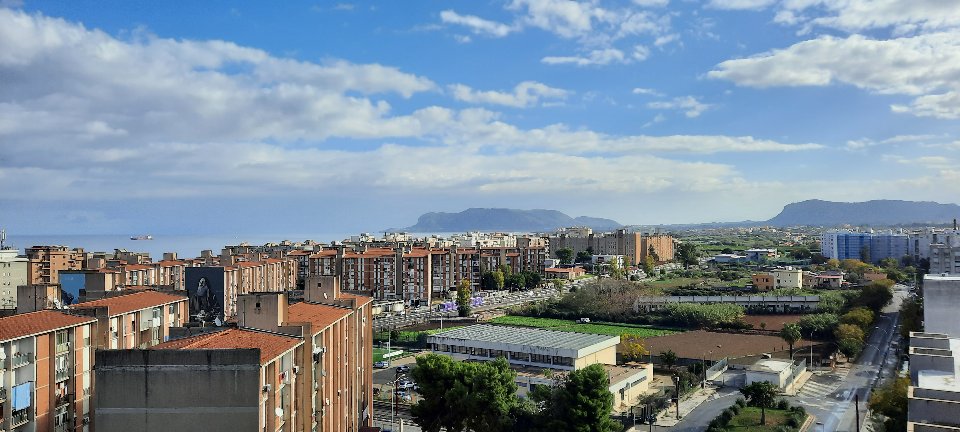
top-left (668, 388), bottom-right (742, 432)
top-left (787, 284), bottom-right (908, 432)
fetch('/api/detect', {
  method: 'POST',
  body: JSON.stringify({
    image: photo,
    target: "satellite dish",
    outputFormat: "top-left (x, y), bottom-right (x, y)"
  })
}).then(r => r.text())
top-left (214, 317), bottom-right (223, 326)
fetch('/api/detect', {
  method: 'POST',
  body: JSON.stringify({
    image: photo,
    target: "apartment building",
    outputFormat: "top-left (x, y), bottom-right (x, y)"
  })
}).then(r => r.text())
top-left (929, 244), bottom-right (960, 275)
top-left (94, 277), bottom-right (373, 432)
top-left (185, 259), bottom-right (297, 322)
top-left (0, 310), bottom-right (97, 432)
top-left (907, 332), bottom-right (960, 430)
top-left (69, 291), bottom-right (189, 349)
top-left (908, 226), bottom-right (960, 261)
top-left (59, 269), bottom-right (121, 303)
top-left (0, 249), bottom-right (28, 311)
top-left (25, 246), bottom-right (86, 285)
top-left (549, 229), bottom-right (674, 266)
top-left (772, 267), bottom-right (803, 289)
top-left (820, 230), bottom-right (909, 264)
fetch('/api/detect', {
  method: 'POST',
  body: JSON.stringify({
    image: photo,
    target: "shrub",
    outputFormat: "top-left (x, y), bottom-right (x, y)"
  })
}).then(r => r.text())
top-left (776, 426), bottom-right (793, 432)
top-left (776, 398), bottom-right (790, 410)
top-left (708, 418), bottom-right (722, 428)
top-left (719, 409), bottom-right (733, 423)
top-left (785, 416), bottom-right (801, 427)
top-left (728, 403), bottom-right (741, 415)
top-left (790, 405), bottom-right (806, 416)
top-left (735, 397), bottom-right (747, 408)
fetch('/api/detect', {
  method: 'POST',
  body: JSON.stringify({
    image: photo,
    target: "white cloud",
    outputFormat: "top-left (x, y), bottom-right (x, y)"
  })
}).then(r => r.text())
top-left (632, 45), bottom-right (651, 61)
top-left (654, 33), bottom-right (679, 47)
top-left (647, 96), bottom-right (712, 118)
top-left (778, 0), bottom-right (960, 34)
top-left (440, 10), bottom-right (515, 37)
top-left (333, 3), bottom-right (355, 11)
top-left (633, 0), bottom-right (669, 6)
top-left (507, 0), bottom-right (603, 39)
top-left (542, 48), bottom-right (629, 66)
top-left (632, 87), bottom-right (663, 96)
top-left (709, 31), bottom-right (960, 118)
top-left (449, 81), bottom-right (570, 108)
top-left (705, 0), bottom-right (776, 11)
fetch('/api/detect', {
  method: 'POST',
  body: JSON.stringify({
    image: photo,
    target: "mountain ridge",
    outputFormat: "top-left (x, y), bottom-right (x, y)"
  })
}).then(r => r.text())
top-left (399, 208), bottom-right (621, 232)
top-left (766, 199), bottom-right (960, 226)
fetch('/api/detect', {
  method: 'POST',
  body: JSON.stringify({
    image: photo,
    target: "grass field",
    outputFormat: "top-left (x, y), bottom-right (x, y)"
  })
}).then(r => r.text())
top-left (488, 316), bottom-right (679, 337)
top-left (723, 407), bottom-right (801, 431)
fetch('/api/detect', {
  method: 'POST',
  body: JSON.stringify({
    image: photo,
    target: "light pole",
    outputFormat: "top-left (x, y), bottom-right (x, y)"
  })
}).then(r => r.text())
top-left (390, 373), bottom-right (408, 431)
top-left (672, 375), bottom-right (681, 419)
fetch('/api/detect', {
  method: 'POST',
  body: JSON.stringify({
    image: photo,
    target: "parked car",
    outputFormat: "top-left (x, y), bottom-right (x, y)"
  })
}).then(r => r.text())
top-left (374, 361), bottom-right (390, 369)
top-left (396, 365), bottom-right (411, 373)
top-left (577, 317), bottom-right (591, 323)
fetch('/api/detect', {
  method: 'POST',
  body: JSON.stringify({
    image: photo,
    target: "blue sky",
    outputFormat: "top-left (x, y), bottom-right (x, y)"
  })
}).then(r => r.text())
top-left (1, 0), bottom-right (959, 235)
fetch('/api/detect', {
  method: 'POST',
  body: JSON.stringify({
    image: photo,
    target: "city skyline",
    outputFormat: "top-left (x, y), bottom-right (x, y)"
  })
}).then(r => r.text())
top-left (2, 1), bottom-right (959, 235)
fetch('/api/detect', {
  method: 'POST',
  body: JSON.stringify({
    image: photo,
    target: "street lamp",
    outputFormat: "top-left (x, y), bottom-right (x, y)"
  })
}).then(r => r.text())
top-left (390, 372), bottom-right (408, 430)
top-left (672, 375), bottom-right (681, 419)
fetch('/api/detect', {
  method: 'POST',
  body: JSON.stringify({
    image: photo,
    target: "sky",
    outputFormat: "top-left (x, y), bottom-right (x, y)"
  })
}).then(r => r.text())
top-left (1, 0), bottom-right (959, 235)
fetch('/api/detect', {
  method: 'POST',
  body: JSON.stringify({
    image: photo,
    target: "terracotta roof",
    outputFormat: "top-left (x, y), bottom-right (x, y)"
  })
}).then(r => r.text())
top-left (156, 260), bottom-right (185, 266)
top-left (0, 310), bottom-right (97, 342)
top-left (338, 292), bottom-right (374, 307)
top-left (123, 264), bottom-right (152, 271)
top-left (308, 250), bottom-right (338, 258)
top-left (287, 250), bottom-right (312, 256)
top-left (151, 328), bottom-right (301, 364)
top-left (236, 261), bottom-right (265, 268)
top-left (70, 291), bottom-right (187, 316)
top-left (287, 302), bottom-right (351, 334)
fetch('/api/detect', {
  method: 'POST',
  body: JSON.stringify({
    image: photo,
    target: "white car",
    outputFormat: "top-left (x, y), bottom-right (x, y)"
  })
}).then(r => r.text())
top-left (374, 361), bottom-right (390, 369)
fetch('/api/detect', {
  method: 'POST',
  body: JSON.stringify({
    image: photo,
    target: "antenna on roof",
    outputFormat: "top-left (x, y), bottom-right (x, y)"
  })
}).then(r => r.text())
top-left (0, 228), bottom-right (5, 249)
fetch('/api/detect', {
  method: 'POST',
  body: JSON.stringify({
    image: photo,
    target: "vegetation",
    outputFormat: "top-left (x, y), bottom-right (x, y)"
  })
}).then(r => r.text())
top-left (660, 303), bottom-right (745, 329)
top-left (840, 307), bottom-right (875, 332)
top-left (779, 323), bottom-right (802, 360)
top-left (869, 377), bottom-right (908, 432)
top-left (797, 313), bottom-right (840, 339)
top-left (659, 349), bottom-right (677, 368)
top-left (854, 280), bottom-right (894, 313)
top-left (675, 242), bottom-right (702, 269)
top-left (739, 381), bottom-right (781, 425)
top-left (899, 296), bottom-right (923, 338)
top-left (488, 316), bottom-right (678, 338)
top-left (554, 247), bottom-right (574, 265)
top-left (411, 354), bottom-right (618, 432)
top-left (709, 405), bottom-right (806, 432)
top-left (620, 333), bottom-right (649, 362)
top-left (834, 323), bottom-right (866, 357)
top-left (456, 279), bottom-right (472, 317)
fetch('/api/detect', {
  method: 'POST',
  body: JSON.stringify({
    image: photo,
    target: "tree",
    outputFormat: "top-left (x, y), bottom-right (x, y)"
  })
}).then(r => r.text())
top-left (555, 248), bottom-right (574, 265)
top-left (797, 313), bottom-right (840, 339)
top-left (878, 257), bottom-right (899, 269)
top-left (840, 307), bottom-right (874, 331)
top-left (856, 280), bottom-right (894, 312)
top-left (498, 263), bottom-right (512, 276)
top-left (869, 377), bottom-right (908, 432)
top-left (608, 258), bottom-right (625, 279)
top-left (575, 250), bottom-right (592, 264)
top-left (780, 323), bottom-right (803, 360)
top-left (899, 296), bottom-right (923, 338)
top-left (811, 253), bottom-right (829, 265)
top-left (530, 364), bottom-right (619, 432)
top-left (620, 333), bottom-right (649, 363)
top-left (721, 247), bottom-right (735, 254)
top-left (675, 242), bottom-right (701, 269)
top-left (481, 271), bottom-right (504, 291)
top-left (456, 279), bottom-right (472, 317)
top-left (859, 245), bottom-right (872, 263)
top-left (739, 381), bottom-right (780, 425)
top-left (505, 273), bottom-right (527, 290)
top-left (648, 244), bottom-right (660, 263)
top-left (835, 323), bottom-right (866, 358)
top-left (642, 255), bottom-right (655, 276)
top-left (659, 349), bottom-right (678, 369)
top-left (817, 291), bottom-right (847, 314)
top-left (523, 271), bottom-right (542, 289)
top-left (551, 279), bottom-right (565, 294)
top-left (791, 247), bottom-right (812, 260)
top-left (826, 258), bottom-right (841, 270)
top-left (411, 354), bottom-right (521, 432)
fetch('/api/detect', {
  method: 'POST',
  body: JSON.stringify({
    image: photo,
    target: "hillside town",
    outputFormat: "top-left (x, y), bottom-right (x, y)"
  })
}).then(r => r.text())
top-left (0, 222), bottom-right (954, 431)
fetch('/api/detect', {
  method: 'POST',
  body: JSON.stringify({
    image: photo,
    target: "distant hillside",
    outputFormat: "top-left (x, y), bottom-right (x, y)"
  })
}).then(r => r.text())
top-left (766, 199), bottom-right (960, 226)
top-left (401, 208), bottom-right (622, 232)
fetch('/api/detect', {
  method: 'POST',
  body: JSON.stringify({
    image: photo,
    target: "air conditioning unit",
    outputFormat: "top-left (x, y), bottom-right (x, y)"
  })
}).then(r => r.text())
top-left (262, 384), bottom-right (271, 393)
top-left (82, 415), bottom-right (90, 425)
top-left (292, 366), bottom-right (301, 375)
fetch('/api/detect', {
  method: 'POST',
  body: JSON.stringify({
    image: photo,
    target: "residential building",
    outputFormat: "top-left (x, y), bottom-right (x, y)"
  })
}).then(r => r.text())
top-left (908, 226), bottom-right (960, 261)
top-left (802, 271), bottom-right (844, 289)
top-left (59, 269), bottom-right (121, 303)
top-left (907, 332), bottom-right (960, 430)
top-left (922, 275), bottom-right (960, 338)
top-left (772, 267), bottom-right (803, 289)
top-left (0, 249), bottom-right (28, 310)
top-left (427, 324), bottom-right (619, 371)
top-left (820, 231), bottom-right (909, 264)
top-left (0, 310), bottom-right (98, 432)
top-left (25, 246), bottom-right (86, 285)
top-left (549, 229), bottom-right (674, 267)
top-left (545, 267), bottom-right (586, 280)
top-left (929, 244), bottom-right (960, 275)
top-left (69, 290), bottom-right (189, 349)
top-left (744, 249), bottom-right (778, 262)
top-left (752, 273), bottom-right (774, 291)
top-left (713, 254), bottom-right (748, 264)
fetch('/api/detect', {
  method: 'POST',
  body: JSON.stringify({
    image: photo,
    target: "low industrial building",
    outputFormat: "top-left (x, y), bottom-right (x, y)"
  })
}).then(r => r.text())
top-left (544, 267), bottom-right (586, 280)
top-left (427, 324), bottom-right (619, 371)
top-left (745, 358), bottom-right (806, 390)
top-left (514, 363), bottom-right (653, 409)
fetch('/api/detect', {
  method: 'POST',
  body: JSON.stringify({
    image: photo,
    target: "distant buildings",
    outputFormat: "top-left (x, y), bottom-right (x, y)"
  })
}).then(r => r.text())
top-left (0, 248), bottom-right (28, 310)
top-left (545, 267), bottom-right (586, 280)
top-left (25, 246), bottom-right (85, 285)
top-left (548, 228), bottom-right (674, 266)
top-left (751, 267), bottom-right (802, 291)
top-left (819, 230), bottom-right (909, 264)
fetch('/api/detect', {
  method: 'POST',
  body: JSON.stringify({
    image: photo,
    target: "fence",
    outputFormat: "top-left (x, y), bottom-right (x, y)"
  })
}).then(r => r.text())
top-left (706, 357), bottom-right (728, 381)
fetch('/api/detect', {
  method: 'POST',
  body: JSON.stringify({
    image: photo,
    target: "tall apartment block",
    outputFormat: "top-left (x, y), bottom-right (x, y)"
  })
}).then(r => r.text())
top-left (25, 246), bottom-right (86, 285)
top-left (0, 249), bottom-right (28, 311)
top-left (548, 228), bottom-right (675, 266)
top-left (69, 291), bottom-right (189, 349)
top-left (819, 230), bottom-right (909, 264)
top-left (0, 310), bottom-right (98, 432)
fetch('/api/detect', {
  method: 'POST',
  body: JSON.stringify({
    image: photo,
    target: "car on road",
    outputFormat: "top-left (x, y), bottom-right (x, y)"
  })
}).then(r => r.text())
top-left (374, 361), bottom-right (390, 369)
top-left (396, 365), bottom-right (411, 373)
top-left (394, 391), bottom-right (412, 402)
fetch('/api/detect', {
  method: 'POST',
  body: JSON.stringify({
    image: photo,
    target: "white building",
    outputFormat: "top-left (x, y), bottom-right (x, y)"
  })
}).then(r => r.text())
top-left (929, 244), bottom-right (960, 275)
top-left (772, 267), bottom-right (803, 289)
top-left (923, 275), bottom-right (960, 338)
top-left (908, 227), bottom-right (960, 261)
top-left (745, 358), bottom-right (805, 389)
top-left (0, 249), bottom-right (28, 310)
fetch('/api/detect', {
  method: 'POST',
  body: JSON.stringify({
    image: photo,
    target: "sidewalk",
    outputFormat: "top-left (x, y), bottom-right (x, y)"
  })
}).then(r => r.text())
top-left (652, 385), bottom-right (720, 427)
top-left (784, 371), bottom-right (814, 396)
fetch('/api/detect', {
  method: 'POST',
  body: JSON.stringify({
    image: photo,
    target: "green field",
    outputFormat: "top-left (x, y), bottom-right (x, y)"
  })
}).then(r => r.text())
top-left (723, 407), bottom-right (802, 431)
top-left (488, 316), bottom-right (679, 338)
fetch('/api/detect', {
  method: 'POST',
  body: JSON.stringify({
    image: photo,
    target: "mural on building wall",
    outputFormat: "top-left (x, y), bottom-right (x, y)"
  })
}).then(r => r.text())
top-left (185, 267), bottom-right (224, 323)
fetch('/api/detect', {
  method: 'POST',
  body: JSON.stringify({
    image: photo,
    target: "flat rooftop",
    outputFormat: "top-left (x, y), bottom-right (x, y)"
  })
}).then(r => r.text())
top-left (917, 337), bottom-right (960, 393)
top-left (749, 359), bottom-right (794, 374)
top-left (430, 324), bottom-right (618, 352)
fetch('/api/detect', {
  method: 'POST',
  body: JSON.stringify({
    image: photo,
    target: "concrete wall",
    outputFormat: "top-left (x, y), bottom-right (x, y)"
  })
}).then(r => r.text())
top-left (909, 388), bottom-right (960, 428)
top-left (94, 349), bottom-right (261, 432)
top-left (574, 345), bottom-right (617, 369)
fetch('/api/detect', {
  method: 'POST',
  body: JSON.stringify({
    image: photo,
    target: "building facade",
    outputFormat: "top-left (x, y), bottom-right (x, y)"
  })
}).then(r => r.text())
top-left (70, 291), bottom-right (189, 350)
top-left (26, 246), bottom-right (86, 285)
top-left (0, 249), bottom-right (28, 310)
top-left (549, 229), bottom-right (674, 266)
top-left (820, 231), bottom-right (909, 264)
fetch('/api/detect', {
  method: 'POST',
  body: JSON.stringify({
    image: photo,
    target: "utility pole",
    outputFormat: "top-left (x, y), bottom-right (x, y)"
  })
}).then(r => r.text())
top-left (855, 393), bottom-right (860, 431)
top-left (673, 375), bottom-right (681, 420)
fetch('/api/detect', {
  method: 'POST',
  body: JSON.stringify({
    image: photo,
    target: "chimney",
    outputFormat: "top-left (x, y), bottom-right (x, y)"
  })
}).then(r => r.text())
top-left (305, 275), bottom-right (341, 303)
top-left (237, 292), bottom-right (288, 333)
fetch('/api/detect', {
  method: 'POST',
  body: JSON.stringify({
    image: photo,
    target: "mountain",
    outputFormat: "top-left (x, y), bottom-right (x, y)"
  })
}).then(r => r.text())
top-left (400, 208), bottom-right (622, 232)
top-left (766, 199), bottom-right (960, 226)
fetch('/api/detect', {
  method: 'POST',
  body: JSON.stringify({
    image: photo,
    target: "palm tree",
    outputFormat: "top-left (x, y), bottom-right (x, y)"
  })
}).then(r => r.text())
top-left (780, 323), bottom-right (802, 360)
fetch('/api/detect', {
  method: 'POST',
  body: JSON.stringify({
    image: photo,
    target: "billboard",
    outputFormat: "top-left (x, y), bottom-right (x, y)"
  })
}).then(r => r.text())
top-left (185, 267), bottom-right (225, 323)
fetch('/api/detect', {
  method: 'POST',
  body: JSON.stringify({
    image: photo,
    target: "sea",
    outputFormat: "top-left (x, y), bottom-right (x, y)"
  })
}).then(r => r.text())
top-left (4, 233), bottom-right (354, 259)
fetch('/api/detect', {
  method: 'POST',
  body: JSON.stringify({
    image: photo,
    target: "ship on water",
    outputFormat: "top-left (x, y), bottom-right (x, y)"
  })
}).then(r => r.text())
top-left (130, 235), bottom-right (153, 240)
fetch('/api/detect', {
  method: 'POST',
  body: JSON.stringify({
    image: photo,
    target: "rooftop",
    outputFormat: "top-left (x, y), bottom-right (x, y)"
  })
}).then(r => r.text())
top-left (70, 290), bottom-right (187, 316)
top-left (749, 359), bottom-right (795, 374)
top-left (0, 310), bottom-right (97, 342)
top-left (430, 324), bottom-right (618, 353)
top-left (287, 302), bottom-right (351, 333)
top-left (151, 328), bottom-right (301, 364)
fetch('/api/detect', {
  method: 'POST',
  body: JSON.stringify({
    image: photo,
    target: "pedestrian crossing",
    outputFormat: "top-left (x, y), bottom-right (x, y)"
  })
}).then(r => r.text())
top-left (796, 379), bottom-right (837, 398)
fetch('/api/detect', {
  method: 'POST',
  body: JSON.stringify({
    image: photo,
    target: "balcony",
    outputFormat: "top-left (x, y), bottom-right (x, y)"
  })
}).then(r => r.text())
top-left (55, 368), bottom-right (71, 382)
top-left (11, 408), bottom-right (29, 428)
top-left (10, 352), bottom-right (33, 369)
top-left (0, 386), bottom-right (6, 401)
top-left (54, 422), bottom-right (72, 432)
top-left (55, 393), bottom-right (74, 407)
top-left (56, 341), bottom-right (71, 354)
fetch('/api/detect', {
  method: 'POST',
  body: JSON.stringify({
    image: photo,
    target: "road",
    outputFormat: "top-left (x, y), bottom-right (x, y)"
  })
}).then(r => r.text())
top-left (787, 284), bottom-right (908, 432)
top-left (668, 388), bottom-right (742, 432)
